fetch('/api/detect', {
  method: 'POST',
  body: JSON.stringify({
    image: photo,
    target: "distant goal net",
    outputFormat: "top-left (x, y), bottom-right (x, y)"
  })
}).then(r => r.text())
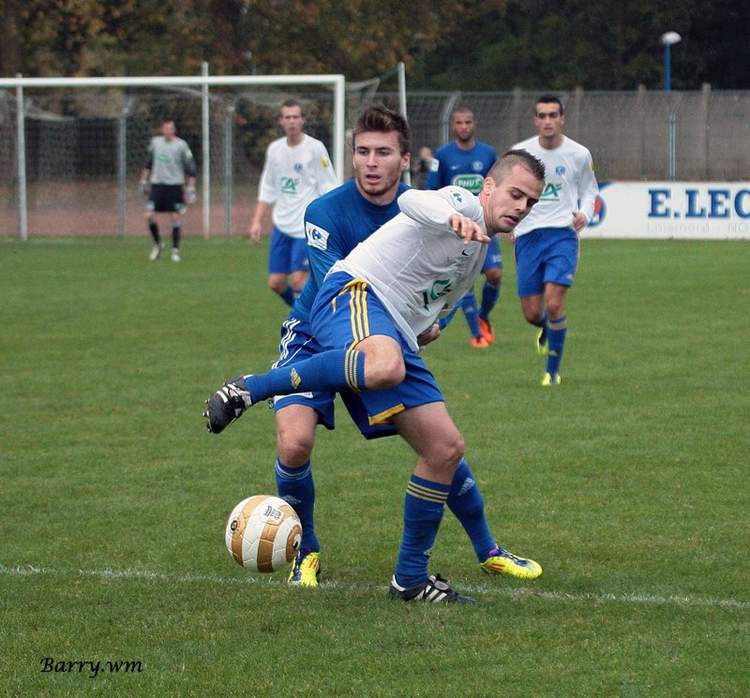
top-left (0, 73), bottom-right (345, 239)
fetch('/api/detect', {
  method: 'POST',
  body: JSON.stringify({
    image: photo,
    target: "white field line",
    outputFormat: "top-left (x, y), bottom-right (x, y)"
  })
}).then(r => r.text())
top-left (2, 563), bottom-right (748, 610)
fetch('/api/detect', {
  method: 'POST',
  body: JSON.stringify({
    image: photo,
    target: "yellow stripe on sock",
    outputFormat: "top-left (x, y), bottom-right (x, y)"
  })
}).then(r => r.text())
top-left (406, 483), bottom-right (448, 504)
top-left (346, 348), bottom-right (361, 393)
top-left (408, 481), bottom-right (449, 500)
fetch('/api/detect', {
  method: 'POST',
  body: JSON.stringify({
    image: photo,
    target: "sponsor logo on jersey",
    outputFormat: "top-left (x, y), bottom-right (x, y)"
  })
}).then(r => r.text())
top-left (320, 157), bottom-right (330, 168)
top-left (451, 173), bottom-right (483, 194)
top-left (555, 165), bottom-right (566, 176)
top-left (472, 160), bottom-right (484, 172)
top-left (430, 158), bottom-right (440, 173)
top-left (294, 162), bottom-right (304, 173)
top-left (421, 279), bottom-right (453, 310)
top-left (540, 182), bottom-right (563, 201)
top-left (450, 189), bottom-right (463, 204)
top-left (280, 176), bottom-right (299, 193)
top-left (305, 221), bottom-right (330, 250)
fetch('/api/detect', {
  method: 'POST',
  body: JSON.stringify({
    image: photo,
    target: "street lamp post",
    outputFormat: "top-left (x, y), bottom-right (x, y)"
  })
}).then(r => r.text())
top-left (661, 31), bottom-right (682, 92)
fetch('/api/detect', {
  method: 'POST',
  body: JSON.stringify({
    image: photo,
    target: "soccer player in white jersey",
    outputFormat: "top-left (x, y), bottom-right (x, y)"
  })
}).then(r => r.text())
top-left (140, 119), bottom-right (196, 262)
top-left (206, 150), bottom-right (546, 604)
top-left (512, 95), bottom-right (599, 385)
top-left (249, 99), bottom-right (338, 306)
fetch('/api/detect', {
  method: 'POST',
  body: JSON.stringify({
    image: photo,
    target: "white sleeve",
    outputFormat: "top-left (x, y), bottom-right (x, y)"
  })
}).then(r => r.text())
top-left (257, 148), bottom-right (277, 204)
top-left (315, 142), bottom-right (338, 194)
top-left (577, 150), bottom-right (599, 224)
top-left (397, 187), bottom-right (482, 231)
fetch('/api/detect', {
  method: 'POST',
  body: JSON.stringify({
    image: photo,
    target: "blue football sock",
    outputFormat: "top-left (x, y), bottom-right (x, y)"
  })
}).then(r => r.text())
top-left (280, 286), bottom-right (295, 306)
top-left (439, 304), bottom-right (460, 331)
top-left (478, 281), bottom-right (500, 322)
top-left (546, 315), bottom-right (567, 376)
top-left (245, 347), bottom-right (366, 402)
top-left (395, 475), bottom-right (450, 588)
top-left (275, 459), bottom-right (319, 553)
top-left (460, 291), bottom-right (481, 338)
top-left (447, 459), bottom-right (495, 562)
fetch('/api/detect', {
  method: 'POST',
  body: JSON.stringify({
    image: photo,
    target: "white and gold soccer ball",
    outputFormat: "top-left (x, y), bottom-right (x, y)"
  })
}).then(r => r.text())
top-left (224, 495), bottom-right (302, 573)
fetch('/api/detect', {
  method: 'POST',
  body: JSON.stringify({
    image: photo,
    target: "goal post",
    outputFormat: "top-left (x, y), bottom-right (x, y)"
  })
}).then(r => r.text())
top-left (0, 72), bottom-right (346, 240)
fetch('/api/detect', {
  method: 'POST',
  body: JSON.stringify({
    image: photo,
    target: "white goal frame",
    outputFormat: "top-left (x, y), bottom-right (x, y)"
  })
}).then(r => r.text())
top-left (0, 68), bottom-right (346, 240)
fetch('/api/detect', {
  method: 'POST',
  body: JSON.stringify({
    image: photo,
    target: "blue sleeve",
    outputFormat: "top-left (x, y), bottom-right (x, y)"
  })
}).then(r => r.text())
top-left (426, 147), bottom-right (444, 190)
top-left (304, 203), bottom-right (346, 288)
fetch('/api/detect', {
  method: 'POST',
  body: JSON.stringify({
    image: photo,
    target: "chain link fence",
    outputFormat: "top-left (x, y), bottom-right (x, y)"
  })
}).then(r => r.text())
top-left (2, 87), bottom-right (749, 237)
top-left (395, 88), bottom-right (750, 182)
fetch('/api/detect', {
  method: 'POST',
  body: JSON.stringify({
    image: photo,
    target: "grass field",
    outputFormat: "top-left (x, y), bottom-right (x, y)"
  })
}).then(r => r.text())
top-left (1, 236), bottom-right (748, 696)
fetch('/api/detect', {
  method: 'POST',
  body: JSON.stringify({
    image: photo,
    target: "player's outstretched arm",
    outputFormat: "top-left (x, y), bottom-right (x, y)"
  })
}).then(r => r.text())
top-left (449, 214), bottom-right (490, 244)
top-left (417, 323), bottom-right (441, 347)
top-left (398, 187), bottom-right (484, 235)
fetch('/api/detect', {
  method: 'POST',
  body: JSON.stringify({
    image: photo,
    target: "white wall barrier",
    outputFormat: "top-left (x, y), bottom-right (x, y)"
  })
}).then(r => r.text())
top-left (583, 182), bottom-right (750, 240)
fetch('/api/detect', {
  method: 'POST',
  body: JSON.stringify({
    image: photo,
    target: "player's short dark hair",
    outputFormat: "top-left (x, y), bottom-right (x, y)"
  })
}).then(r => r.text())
top-left (490, 149), bottom-right (546, 184)
top-left (161, 118), bottom-right (175, 125)
top-left (352, 104), bottom-right (411, 155)
top-left (279, 98), bottom-right (303, 116)
top-left (535, 94), bottom-right (564, 115)
top-left (452, 105), bottom-right (474, 119)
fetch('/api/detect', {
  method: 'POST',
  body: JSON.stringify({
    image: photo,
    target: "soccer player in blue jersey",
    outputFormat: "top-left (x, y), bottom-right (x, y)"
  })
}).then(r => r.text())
top-left (261, 105), bottom-right (410, 585)
top-left (206, 148), bottom-right (546, 602)
top-left (427, 107), bottom-right (501, 348)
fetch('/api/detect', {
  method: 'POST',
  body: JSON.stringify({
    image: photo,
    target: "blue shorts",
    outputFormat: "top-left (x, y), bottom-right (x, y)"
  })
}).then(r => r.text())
top-left (268, 227), bottom-right (309, 275)
top-left (272, 314), bottom-right (336, 430)
top-left (310, 271), bottom-right (444, 439)
top-left (482, 236), bottom-right (503, 272)
top-left (514, 227), bottom-right (579, 297)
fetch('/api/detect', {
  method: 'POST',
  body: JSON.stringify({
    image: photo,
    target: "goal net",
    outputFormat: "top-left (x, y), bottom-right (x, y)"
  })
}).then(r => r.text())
top-left (0, 74), bottom-right (345, 238)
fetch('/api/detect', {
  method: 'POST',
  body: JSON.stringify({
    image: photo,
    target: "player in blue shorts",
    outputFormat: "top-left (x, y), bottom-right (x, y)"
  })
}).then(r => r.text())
top-left (249, 99), bottom-right (338, 306)
top-left (206, 150), bottom-right (546, 603)
top-left (512, 95), bottom-right (599, 385)
top-left (427, 106), bottom-right (501, 348)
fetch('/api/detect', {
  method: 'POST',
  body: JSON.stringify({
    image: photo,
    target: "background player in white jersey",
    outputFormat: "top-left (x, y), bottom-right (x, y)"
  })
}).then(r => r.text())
top-left (512, 95), bottom-right (599, 385)
top-left (205, 150), bottom-right (546, 603)
top-left (249, 99), bottom-right (338, 306)
top-left (140, 119), bottom-right (196, 262)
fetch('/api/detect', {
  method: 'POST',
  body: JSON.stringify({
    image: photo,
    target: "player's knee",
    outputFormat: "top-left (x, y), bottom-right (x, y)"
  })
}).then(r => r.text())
top-left (485, 268), bottom-right (502, 286)
top-left (546, 298), bottom-right (565, 319)
top-left (427, 432), bottom-right (465, 474)
top-left (522, 305), bottom-right (540, 324)
top-left (276, 428), bottom-right (315, 467)
top-left (366, 353), bottom-right (405, 389)
top-left (268, 278), bottom-right (287, 295)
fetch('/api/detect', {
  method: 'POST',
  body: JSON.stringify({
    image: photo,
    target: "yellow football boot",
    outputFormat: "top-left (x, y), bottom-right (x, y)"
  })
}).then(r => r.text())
top-left (480, 546), bottom-right (542, 580)
top-left (288, 551), bottom-right (321, 587)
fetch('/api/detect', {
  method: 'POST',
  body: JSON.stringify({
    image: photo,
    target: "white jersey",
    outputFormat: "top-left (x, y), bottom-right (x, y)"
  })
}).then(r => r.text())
top-left (511, 135), bottom-right (598, 237)
top-left (332, 187), bottom-right (488, 351)
top-left (258, 134), bottom-right (338, 238)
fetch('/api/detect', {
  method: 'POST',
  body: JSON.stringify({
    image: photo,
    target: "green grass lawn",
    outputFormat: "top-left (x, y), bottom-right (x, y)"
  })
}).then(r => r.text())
top-left (1, 236), bottom-right (748, 696)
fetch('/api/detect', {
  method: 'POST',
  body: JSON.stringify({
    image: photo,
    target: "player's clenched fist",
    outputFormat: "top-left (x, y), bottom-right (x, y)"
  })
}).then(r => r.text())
top-left (450, 214), bottom-right (491, 244)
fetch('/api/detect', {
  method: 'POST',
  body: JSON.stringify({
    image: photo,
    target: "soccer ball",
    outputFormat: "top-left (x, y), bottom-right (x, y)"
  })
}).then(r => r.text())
top-left (224, 495), bottom-right (302, 573)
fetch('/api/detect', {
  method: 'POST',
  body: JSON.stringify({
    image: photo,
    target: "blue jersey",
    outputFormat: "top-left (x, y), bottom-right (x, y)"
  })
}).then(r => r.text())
top-left (292, 179), bottom-right (409, 321)
top-left (426, 141), bottom-right (497, 194)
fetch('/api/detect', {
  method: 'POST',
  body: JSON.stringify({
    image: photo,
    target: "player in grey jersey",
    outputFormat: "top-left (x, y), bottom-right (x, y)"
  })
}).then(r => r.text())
top-left (140, 119), bottom-right (197, 262)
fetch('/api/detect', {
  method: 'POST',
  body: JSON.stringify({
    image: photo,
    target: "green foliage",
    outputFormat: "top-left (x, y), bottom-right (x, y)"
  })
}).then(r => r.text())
top-left (1, 236), bottom-right (749, 695)
top-left (2, 0), bottom-right (748, 88)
